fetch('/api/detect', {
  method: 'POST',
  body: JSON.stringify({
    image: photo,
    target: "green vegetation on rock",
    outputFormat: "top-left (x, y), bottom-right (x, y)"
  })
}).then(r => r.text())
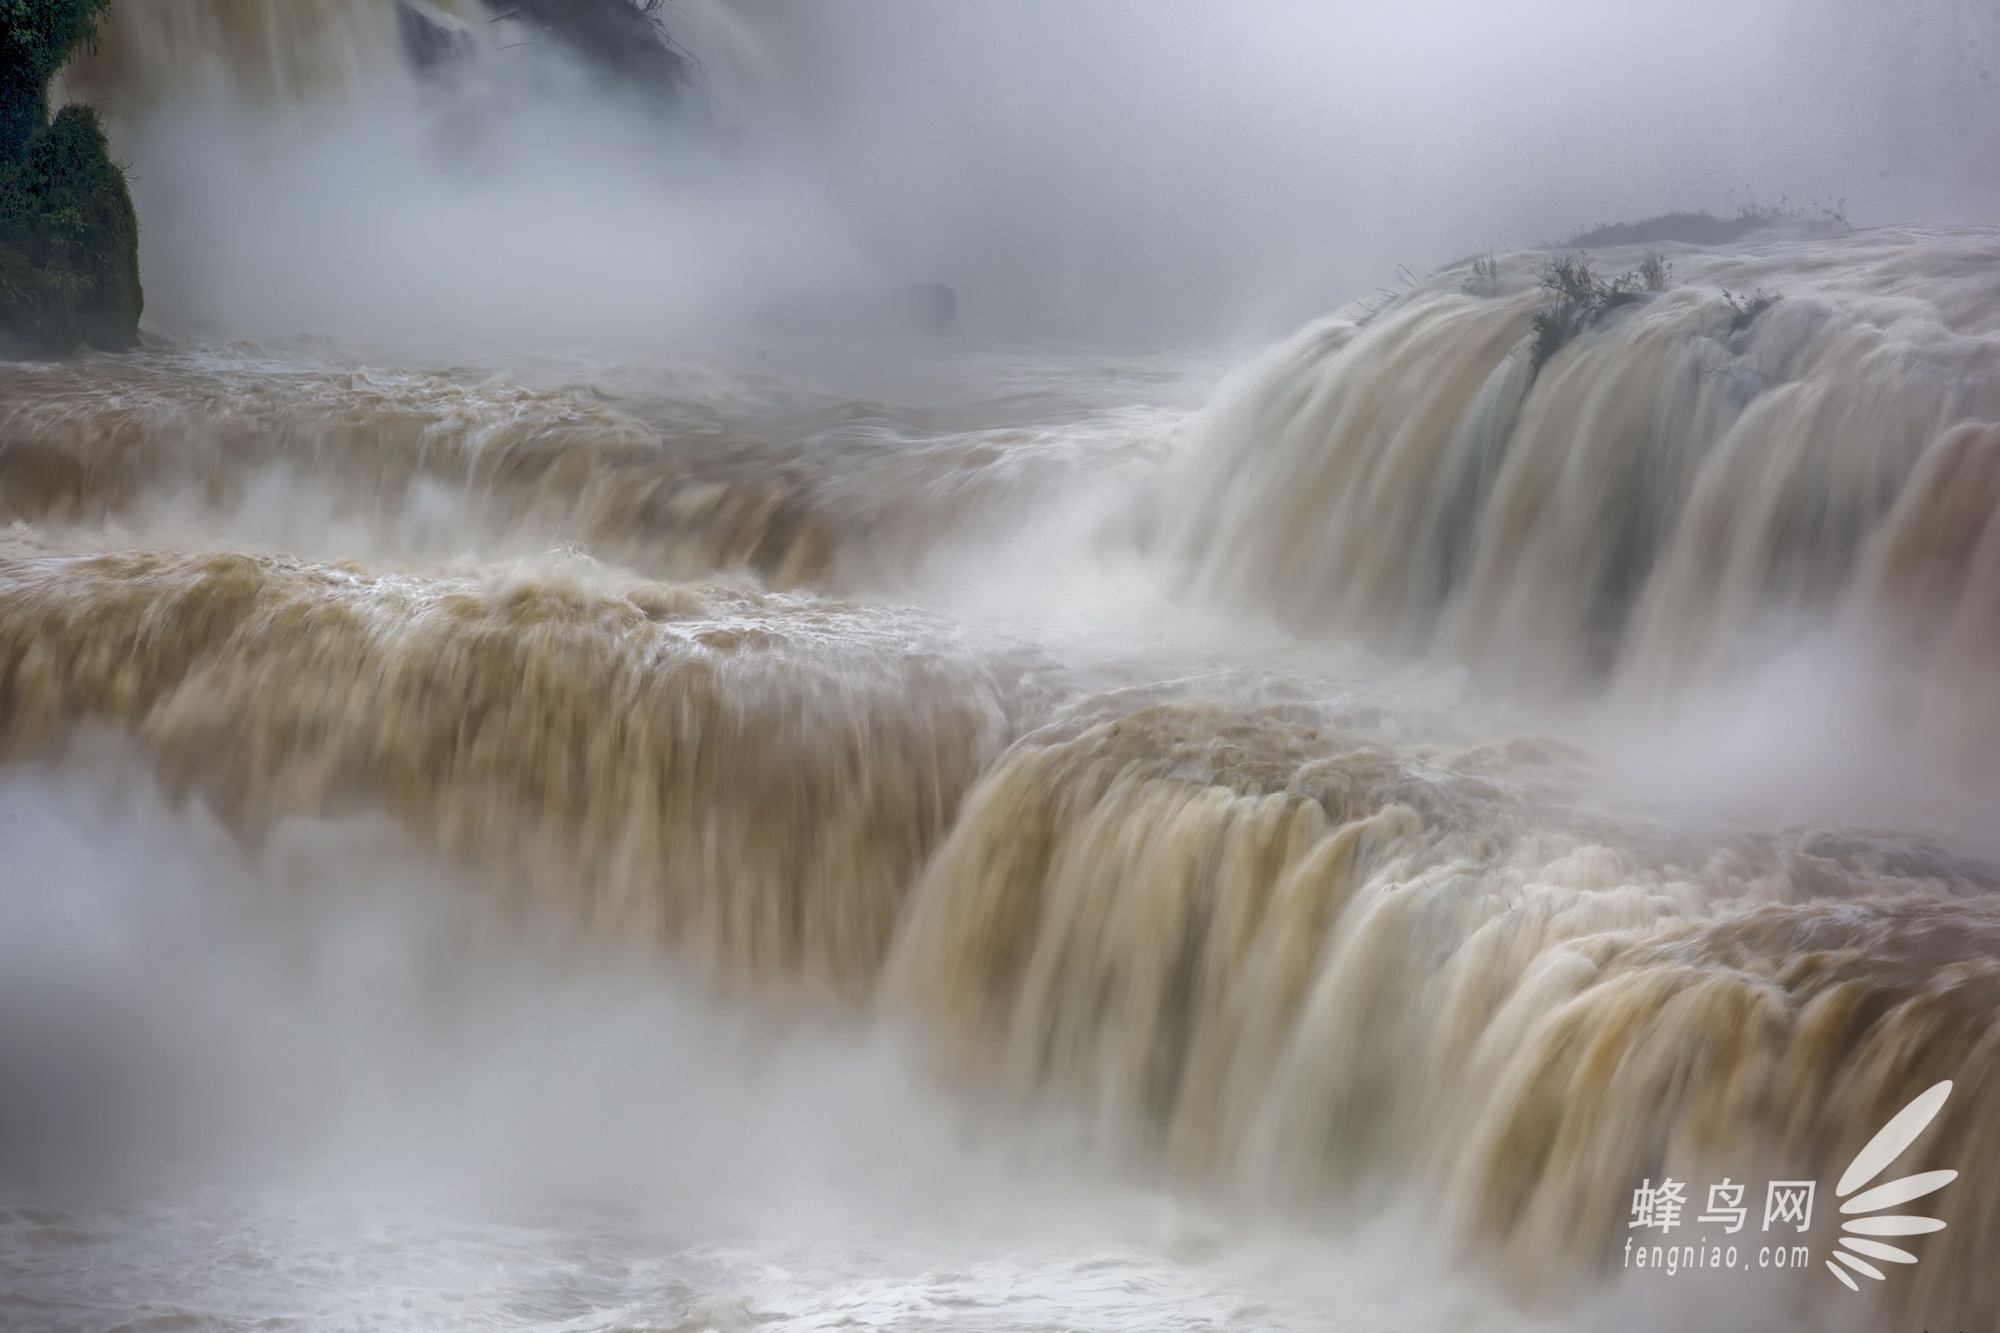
top-left (1563, 210), bottom-right (1774, 250)
top-left (2, 0), bottom-right (110, 159)
top-left (1, 0), bottom-right (142, 354)
top-left (1561, 199), bottom-right (1848, 250)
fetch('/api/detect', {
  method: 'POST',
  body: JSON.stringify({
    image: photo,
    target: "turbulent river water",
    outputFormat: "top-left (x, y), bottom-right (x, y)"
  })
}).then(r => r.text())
top-left (8, 5), bottom-right (2000, 1333)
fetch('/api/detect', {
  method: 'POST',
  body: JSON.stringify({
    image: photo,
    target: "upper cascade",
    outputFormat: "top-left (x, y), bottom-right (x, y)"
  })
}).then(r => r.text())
top-left (66, 0), bottom-right (435, 107)
top-left (62, 0), bottom-right (697, 111)
top-left (1168, 226), bottom-right (2000, 724)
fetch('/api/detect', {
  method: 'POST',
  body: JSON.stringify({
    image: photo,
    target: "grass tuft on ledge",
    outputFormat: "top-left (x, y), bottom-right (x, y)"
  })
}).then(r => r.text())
top-left (1528, 252), bottom-right (1670, 373)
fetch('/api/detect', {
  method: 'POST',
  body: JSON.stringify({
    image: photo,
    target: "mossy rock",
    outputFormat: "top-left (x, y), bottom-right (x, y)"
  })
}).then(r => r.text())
top-left (2, 0), bottom-right (138, 355)
top-left (0, 102), bottom-right (141, 353)
top-left (5, 0), bottom-right (115, 161)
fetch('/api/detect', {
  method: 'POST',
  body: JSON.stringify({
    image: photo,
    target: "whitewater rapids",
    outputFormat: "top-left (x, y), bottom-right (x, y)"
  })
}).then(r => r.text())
top-left (5, 219), bottom-right (2000, 1332)
top-left (8, 6), bottom-right (2000, 1319)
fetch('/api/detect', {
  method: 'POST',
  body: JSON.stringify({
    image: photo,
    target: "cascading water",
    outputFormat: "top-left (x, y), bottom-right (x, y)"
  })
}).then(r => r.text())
top-left (64, 1), bottom-right (451, 107)
top-left (6, 5), bottom-right (2000, 1333)
top-left (63, 0), bottom-right (706, 120)
top-left (1170, 228), bottom-right (2000, 703)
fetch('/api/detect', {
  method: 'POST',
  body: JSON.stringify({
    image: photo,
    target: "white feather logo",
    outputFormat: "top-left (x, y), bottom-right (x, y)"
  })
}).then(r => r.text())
top-left (1825, 1080), bottom-right (1956, 1292)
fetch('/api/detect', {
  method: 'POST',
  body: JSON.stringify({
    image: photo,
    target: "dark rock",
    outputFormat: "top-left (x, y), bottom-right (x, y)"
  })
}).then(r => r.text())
top-left (1, 0), bottom-right (140, 355)
top-left (488, 0), bottom-right (692, 102)
top-left (1565, 212), bottom-right (1771, 249)
top-left (0, 103), bottom-right (144, 353)
top-left (2, 0), bottom-right (114, 161)
top-left (396, 0), bottom-right (478, 72)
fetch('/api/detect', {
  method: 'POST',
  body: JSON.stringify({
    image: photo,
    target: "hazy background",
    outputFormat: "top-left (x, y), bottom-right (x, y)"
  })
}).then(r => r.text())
top-left (82, 0), bottom-right (2000, 346)
top-left (749, 0), bottom-right (2000, 337)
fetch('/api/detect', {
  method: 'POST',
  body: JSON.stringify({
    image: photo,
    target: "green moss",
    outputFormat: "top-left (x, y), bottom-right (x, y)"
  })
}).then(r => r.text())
top-left (3, 0), bottom-right (112, 158)
top-left (0, 0), bottom-right (139, 354)
top-left (0, 103), bottom-right (142, 351)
